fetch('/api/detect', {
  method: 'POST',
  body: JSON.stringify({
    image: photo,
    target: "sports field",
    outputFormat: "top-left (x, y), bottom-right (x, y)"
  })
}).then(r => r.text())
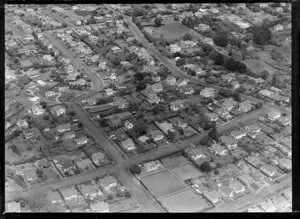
top-left (152, 22), bottom-right (191, 40)
top-left (171, 163), bottom-right (203, 182)
top-left (141, 170), bottom-right (186, 198)
top-left (159, 189), bottom-right (213, 212)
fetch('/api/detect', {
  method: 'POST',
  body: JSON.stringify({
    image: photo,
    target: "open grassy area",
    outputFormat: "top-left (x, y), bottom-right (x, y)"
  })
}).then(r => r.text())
top-left (159, 189), bottom-right (213, 212)
top-left (152, 22), bottom-right (192, 40)
top-left (171, 163), bottom-right (203, 182)
top-left (141, 170), bottom-right (186, 198)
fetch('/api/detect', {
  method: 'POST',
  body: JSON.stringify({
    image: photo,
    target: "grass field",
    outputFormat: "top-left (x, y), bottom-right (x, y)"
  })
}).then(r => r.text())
top-left (160, 155), bottom-right (189, 168)
top-left (141, 170), bottom-right (186, 198)
top-left (171, 163), bottom-right (203, 182)
top-left (152, 22), bottom-right (191, 40)
top-left (159, 189), bottom-right (213, 212)
top-left (243, 58), bottom-right (276, 80)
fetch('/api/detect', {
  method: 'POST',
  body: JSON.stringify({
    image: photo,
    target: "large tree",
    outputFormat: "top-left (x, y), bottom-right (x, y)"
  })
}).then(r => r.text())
top-left (252, 24), bottom-right (272, 45)
top-left (199, 161), bottom-right (212, 172)
top-left (213, 31), bottom-right (229, 47)
top-left (154, 17), bottom-right (162, 27)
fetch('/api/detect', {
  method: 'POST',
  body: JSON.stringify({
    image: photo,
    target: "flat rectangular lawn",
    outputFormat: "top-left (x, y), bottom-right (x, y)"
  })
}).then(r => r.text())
top-left (171, 163), bottom-right (203, 182)
top-left (159, 189), bottom-right (212, 212)
top-left (152, 22), bottom-right (191, 40)
top-left (141, 170), bottom-right (186, 198)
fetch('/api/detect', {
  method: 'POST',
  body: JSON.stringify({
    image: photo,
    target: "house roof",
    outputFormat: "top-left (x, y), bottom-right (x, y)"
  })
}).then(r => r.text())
top-left (121, 138), bottom-right (135, 149)
top-left (220, 136), bottom-right (238, 146)
top-left (231, 130), bottom-right (246, 137)
top-left (47, 190), bottom-right (63, 202)
top-left (100, 176), bottom-right (118, 188)
top-left (75, 158), bottom-right (93, 168)
top-left (56, 123), bottom-right (71, 130)
top-left (90, 201), bottom-right (109, 212)
top-left (149, 129), bottom-right (164, 138)
top-left (60, 186), bottom-right (79, 198)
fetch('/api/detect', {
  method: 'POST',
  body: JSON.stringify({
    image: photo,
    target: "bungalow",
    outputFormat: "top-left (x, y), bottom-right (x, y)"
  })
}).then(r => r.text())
top-left (149, 129), bottom-right (164, 141)
top-left (91, 151), bottom-right (106, 166)
top-left (211, 143), bottom-right (228, 156)
top-left (229, 179), bottom-right (246, 194)
top-left (200, 87), bottom-right (216, 98)
top-left (194, 23), bottom-right (210, 32)
top-left (270, 86), bottom-right (281, 94)
top-left (113, 97), bottom-right (129, 109)
top-left (78, 183), bottom-right (102, 200)
top-left (268, 110), bottom-right (281, 121)
top-left (47, 190), bottom-right (64, 204)
top-left (169, 99), bottom-right (186, 111)
top-left (217, 108), bottom-right (232, 121)
top-left (16, 119), bottom-right (29, 129)
top-left (124, 120), bottom-right (134, 130)
top-left (231, 130), bottom-right (247, 139)
top-left (185, 146), bottom-right (206, 160)
top-left (260, 199), bottom-right (277, 212)
top-left (179, 40), bottom-right (198, 49)
top-left (138, 135), bottom-right (149, 143)
top-left (99, 176), bottom-right (118, 191)
top-left (23, 129), bottom-right (36, 139)
top-left (21, 168), bottom-right (38, 182)
top-left (105, 88), bottom-right (115, 96)
top-left (278, 158), bottom-right (291, 171)
top-left (121, 138), bottom-right (136, 151)
top-left (23, 45), bottom-right (38, 55)
top-left (56, 123), bottom-right (71, 133)
top-left (155, 121), bottom-right (174, 134)
top-left (60, 187), bottom-right (79, 201)
top-left (36, 158), bottom-right (51, 169)
top-left (221, 98), bottom-right (236, 111)
top-left (87, 98), bottom-right (96, 106)
top-left (220, 186), bottom-right (234, 199)
top-left (74, 136), bottom-right (89, 146)
top-left (151, 73), bottom-right (161, 83)
top-left (273, 195), bottom-right (290, 211)
top-left (53, 105), bottom-right (66, 116)
top-left (238, 100), bottom-right (253, 112)
top-left (166, 75), bottom-right (177, 86)
top-left (31, 105), bottom-right (45, 116)
top-left (111, 46), bottom-right (122, 53)
top-left (61, 131), bottom-right (75, 141)
top-left (180, 86), bottom-right (195, 95)
top-left (220, 136), bottom-right (238, 150)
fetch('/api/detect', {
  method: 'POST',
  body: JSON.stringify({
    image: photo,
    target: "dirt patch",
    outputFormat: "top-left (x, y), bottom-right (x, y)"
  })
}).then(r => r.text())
top-left (152, 22), bottom-right (191, 40)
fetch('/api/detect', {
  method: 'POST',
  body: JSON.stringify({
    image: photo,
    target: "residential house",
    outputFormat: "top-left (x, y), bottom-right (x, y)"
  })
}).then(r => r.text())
top-left (147, 93), bottom-right (160, 104)
top-left (105, 88), bottom-right (114, 96)
top-left (205, 112), bottom-right (219, 122)
top-left (111, 46), bottom-right (122, 53)
top-left (270, 86), bottom-right (281, 94)
top-left (220, 136), bottom-right (238, 150)
top-left (268, 110), bottom-right (281, 121)
top-left (47, 190), bottom-right (64, 204)
top-left (155, 121), bottom-right (175, 134)
top-left (179, 40), bottom-right (198, 49)
top-left (149, 129), bottom-right (164, 141)
top-left (217, 108), bottom-right (232, 121)
top-left (169, 99), bottom-right (186, 111)
top-left (60, 187), bottom-right (79, 201)
top-left (278, 158), bottom-right (291, 171)
top-left (229, 179), bottom-right (246, 193)
top-left (166, 75), bottom-right (176, 86)
top-left (121, 138), bottom-right (136, 151)
top-left (91, 151), bottom-right (106, 166)
top-left (278, 116), bottom-right (291, 126)
top-left (221, 98), bottom-right (236, 111)
top-left (124, 120), bottom-right (134, 130)
top-left (36, 158), bottom-right (51, 169)
top-left (74, 136), bottom-right (89, 146)
top-left (23, 129), bottom-right (36, 139)
top-left (54, 156), bottom-right (77, 174)
top-left (211, 143), bottom-right (228, 156)
top-left (203, 190), bottom-right (221, 204)
top-left (231, 130), bottom-right (247, 139)
top-left (16, 119), bottom-right (29, 129)
top-left (53, 105), bottom-right (66, 116)
top-left (56, 123), bottom-right (71, 133)
top-left (99, 176), bottom-right (118, 191)
top-left (151, 73), bottom-right (161, 83)
top-left (138, 135), bottom-right (149, 144)
top-left (176, 78), bottom-right (189, 87)
top-left (31, 105), bottom-right (45, 116)
top-left (238, 100), bottom-right (253, 112)
top-left (260, 199), bottom-right (277, 212)
top-left (87, 98), bottom-right (96, 106)
top-left (141, 160), bottom-right (161, 172)
top-left (23, 45), bottom-right (38, 55)
top-left (113, 97), bottom-right (129, 109)
top-left (42, 54), bottom-right (54, 62)
top-left (185, 146), bottom-right (206, 160)
top-left (244, 124), bottom-right (261, 134)
top-left (200, 87), bottom-right (216, 98)
top-left (273, 195), bottom-right (290, 211)
top-left (194, 23), bottom-right (210, 32)
top-left (75, 158), bottom-right (94, 171)
top-left (220, 186), bottom-right (234, 199)
top-left (6, 202), bottom-right (21, 212)
top-left (169, 43), bottom-right (181, 53)
top-left (180, 86), bottom-right (195, 95)
top-left (21, 168), bottom-right (38, 182)
top-left (260, 164), bottom-right (278, 178)
top-left (90, 201), bottom-right (109, 212)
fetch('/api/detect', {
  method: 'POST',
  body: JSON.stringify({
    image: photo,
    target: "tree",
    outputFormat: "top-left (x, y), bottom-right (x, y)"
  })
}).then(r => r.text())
top-left (183, 33), bottom-right (192, 41)
top-left (40, 101), bottom-right (47, 109)
top-left (43, 115), bottom-right (49, 120)
top-left (136, 81), bottom-right (146, 91)
top-left (252, 25), bottom-right (272, 45)
top-left (107, 194), bottom-right (113, 201)
top-left (36, 168), bottom-right (43, 178)
top-left (154, 17), bottom-right (162, 27)
top-left (130, 164), bottom-right (141, 174)
top-left (166, 130), bottom-right (176, 142)
top-left (200, 136), bottom-right (209, 145)
top-left (260, 70), bottom-right (269, 80)
top-left (134, 72), bottom-right (144, 81)
top-left (213, 31), bottom-right (228, 47)
top-left (124, 191), bottom-right (131, 198)
top-left (99, 119), bottom-right (109, 127)
top-left (176, 58), bottom-right (186, 66)
top-left (77, 122), bottom-right (83, 128)
top-left (208, 127), bottom-right (219, 142)
top-left (210, 51), bottom-right (224, 66)
top-left (132, 7), bottom-right (145, 17)
top-left (68, 111), bottom-right (76, 116)
top-left (199, 161), bottom-right (212, 172)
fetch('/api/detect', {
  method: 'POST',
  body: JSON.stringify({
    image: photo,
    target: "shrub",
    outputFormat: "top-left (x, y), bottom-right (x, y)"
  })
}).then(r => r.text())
top-left (213, 31), bottom-right (229, 47)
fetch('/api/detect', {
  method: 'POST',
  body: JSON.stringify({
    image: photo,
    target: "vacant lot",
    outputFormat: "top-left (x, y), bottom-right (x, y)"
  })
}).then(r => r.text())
top-left (171, 163), bottom-right (203, 182)
top-left (159, 189), bottom-right (213, 212)
top-left (160, 155), bottom-right (189, 168)
top-left (152, 22), bottom-right (191, 40)
top-left (86, 104), bottom-right (115, 113)
top-left (109, 198), bottom-right (138, 212)
top-left (243, 58), bottom-right (276, 80)
top-left (141, 170), bottom-right (186, 198)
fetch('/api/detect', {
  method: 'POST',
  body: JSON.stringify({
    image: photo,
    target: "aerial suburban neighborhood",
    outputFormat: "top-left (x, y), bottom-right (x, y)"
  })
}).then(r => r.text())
top-left (5, 3), bottom-right (291, 213)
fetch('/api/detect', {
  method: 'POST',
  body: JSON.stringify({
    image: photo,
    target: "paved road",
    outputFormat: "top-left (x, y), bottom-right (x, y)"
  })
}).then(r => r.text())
top-left (125, 17), bottom-right (291, 116)
top-left (6, 107), bottom-right (265, 202)
top-left (206, 173), bottom-right (291, 212)
top-left (44, 32), bottom-right (104, 91)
